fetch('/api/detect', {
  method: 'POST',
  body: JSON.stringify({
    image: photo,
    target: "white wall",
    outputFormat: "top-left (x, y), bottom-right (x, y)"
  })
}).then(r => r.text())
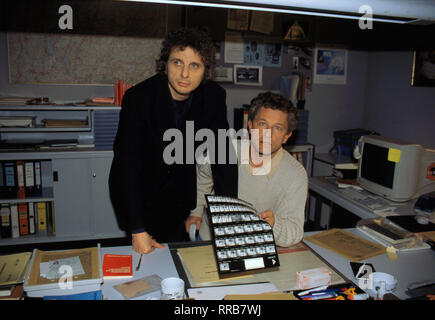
top-left (363, 51), bottom-right (435, 149)
top-left (306, 50), bottom-right (369, 153)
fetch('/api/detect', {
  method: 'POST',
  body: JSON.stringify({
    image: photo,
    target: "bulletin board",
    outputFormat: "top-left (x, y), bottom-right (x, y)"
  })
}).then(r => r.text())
top-left (214, 10), bottom-right (314, 93)
top-left (7, 4), bottom-right (167, 85)
top-left (7, 33), bottom-right (163, 85)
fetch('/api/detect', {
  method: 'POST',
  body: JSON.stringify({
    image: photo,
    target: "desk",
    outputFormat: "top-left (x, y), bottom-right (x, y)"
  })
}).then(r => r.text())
top-left (309, 176), bottom-right (416, 229)
top-left (48, 229), bottom-right (434, 300)
top-left (304, 228), bottom-right (435, 300)
top-left (313, 153), bottom-right (354, 177)
top-left (99, 241), bottom-right (348, 300)
top-left (101, 244), bottom-right (180, 300)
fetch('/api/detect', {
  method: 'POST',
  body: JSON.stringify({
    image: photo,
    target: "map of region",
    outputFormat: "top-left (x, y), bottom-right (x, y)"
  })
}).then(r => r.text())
top-left (8, 32), bottom-right (162, 85)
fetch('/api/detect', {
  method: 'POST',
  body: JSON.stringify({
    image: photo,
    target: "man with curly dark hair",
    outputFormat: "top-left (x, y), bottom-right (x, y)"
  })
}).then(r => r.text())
top-left (109, 28), bottom-right (238, 254)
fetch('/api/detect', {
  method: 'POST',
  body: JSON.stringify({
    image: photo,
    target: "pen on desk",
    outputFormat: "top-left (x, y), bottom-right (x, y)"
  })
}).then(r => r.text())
top-left (298, 285), bottom-right (328, 296)
top-left (136, 253), bottom-right (143, 271)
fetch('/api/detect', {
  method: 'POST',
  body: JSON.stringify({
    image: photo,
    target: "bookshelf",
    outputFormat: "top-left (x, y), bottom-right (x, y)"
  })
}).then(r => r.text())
top-left (0, 105), bottom-right (125, 246)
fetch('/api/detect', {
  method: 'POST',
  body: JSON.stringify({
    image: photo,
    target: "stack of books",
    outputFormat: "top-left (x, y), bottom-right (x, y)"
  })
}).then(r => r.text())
top-left (332, 162), bottom-right (358, 188)
top-left (332, 162), bottom-right (358, 179)
top-left (0, 96), bottom-right (32, 106)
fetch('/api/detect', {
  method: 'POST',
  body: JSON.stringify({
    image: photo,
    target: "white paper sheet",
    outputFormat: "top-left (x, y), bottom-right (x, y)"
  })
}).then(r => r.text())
top-left (224, 32), bottom-right (244, 64)
top-left (40, 256), bottom-right (85, 280)
top-left (187, 282), bottom-right (278, 300)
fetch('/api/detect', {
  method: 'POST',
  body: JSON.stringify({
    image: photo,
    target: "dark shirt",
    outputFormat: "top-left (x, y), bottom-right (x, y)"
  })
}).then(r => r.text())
top-left (172, 95), bottom-right (193, 129)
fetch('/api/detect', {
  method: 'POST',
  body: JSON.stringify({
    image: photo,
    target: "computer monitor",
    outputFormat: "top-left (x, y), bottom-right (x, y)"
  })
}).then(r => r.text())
top-left (357, 135), bottom-right (435, 202)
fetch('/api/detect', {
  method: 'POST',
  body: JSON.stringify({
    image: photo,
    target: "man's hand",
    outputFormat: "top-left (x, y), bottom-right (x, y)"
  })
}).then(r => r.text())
top-left (132, 232), bottom-right (164, 254)
top-left (185, 215), bottom-right (202, 233)
top-left (258, 210), bottom-right (275, 227)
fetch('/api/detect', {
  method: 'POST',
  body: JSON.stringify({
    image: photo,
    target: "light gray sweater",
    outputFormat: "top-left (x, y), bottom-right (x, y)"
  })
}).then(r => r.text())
top-left (191, 145), bottom-right (308, 247)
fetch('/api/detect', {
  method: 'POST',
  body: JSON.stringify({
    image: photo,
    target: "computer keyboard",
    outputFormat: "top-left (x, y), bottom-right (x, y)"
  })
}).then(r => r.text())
top-left (335, 187), bottom-right (398, 212)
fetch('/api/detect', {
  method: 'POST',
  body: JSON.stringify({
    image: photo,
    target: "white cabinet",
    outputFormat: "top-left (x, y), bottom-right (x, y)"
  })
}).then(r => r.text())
top-left (90, 156), bottom-right (124, 238)
top-left (52, 157), bottom-right (93, 238)
top-left (0, 151), bottom-right (125, 246)
top-left (0, 105), bottom-right (125, 246)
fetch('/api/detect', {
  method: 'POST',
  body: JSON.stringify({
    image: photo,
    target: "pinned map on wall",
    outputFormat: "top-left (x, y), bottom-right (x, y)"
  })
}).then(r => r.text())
top-left (7, 32), bottom-right (163, 85)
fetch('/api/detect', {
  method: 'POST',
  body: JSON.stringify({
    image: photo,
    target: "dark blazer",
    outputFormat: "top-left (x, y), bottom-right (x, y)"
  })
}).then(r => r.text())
top-left (109, 73), bottom-right (238, 236)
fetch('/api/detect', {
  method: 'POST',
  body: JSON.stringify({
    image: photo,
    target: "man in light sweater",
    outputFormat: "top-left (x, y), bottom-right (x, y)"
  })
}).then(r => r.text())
top-left (185, 91), bottom-right (308, 247)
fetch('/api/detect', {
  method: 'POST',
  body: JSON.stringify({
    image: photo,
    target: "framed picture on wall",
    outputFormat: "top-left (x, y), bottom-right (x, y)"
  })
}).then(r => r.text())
top-left (411, 50), bottom-right (435, 87)
top-left (214, 66), bottom-right (233, 82)
top-left (313, 47), bottom-right (348, 85)
top-left (234, 65), bottom-right (263, 86)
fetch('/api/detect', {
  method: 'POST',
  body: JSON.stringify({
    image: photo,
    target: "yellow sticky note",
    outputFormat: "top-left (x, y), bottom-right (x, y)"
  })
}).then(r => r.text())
top-left (386, 246), bottom-right (398, 260)
top-left (388, 148), bottom-right (401, 163)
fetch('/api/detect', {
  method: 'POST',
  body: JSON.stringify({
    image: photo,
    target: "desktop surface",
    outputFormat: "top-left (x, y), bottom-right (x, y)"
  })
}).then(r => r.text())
top-left (309, 176), bottom-right (416, 220)
top-left (304, 228), bottom-right (435, 300)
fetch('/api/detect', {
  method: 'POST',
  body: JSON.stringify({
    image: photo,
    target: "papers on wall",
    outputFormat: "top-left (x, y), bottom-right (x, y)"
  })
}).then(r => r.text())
top-left (224, 32), bottom-right (244, 64)
top-left (214, 66), bottom-right (233, 82)
top-left (249, 11), bottom-right (274, 34)
top-left (243, 39), bottom-right (264, 66)
top-left (264, 42), bottom-right (283, 67)
top-left (227, 9), bottom-right (249, 31)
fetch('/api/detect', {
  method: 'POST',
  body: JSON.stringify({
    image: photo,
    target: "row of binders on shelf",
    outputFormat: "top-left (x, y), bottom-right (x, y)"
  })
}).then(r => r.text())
top-left (0, 160), bottom-right (43, 199)
top-left (0, 201), bottom-right (55, 239)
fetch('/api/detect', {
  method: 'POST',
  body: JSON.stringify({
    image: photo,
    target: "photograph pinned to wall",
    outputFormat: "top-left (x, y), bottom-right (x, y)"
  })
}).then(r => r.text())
top-left (227, 9), bottom-right (249, 31)
top-left (243, 39), bottom-right (264, 66)
top-left (214, 66), bottom-right (233, 83)
top-left (264, 42), bottom-right (283, 67)
top-left (313, 47), bottom-right (348, 84)
top-left (234, 65), bottom-right (263, 86)
top-left (411, 50), bottom-right (435, 87)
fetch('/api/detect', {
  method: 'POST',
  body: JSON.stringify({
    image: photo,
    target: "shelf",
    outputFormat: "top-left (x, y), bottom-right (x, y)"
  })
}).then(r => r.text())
top-left (0, 232), bottom-right (126, 247)
top-left (314, 153), bottom-right (356, 165)
top-left (0, 126), bottom-right (91, 132)
top-left (0, 149), bottom-right (112, 159)
top-left (0, 189), bottom-right (54, 204)
top-left (0, 105), bottom-right (120, 111)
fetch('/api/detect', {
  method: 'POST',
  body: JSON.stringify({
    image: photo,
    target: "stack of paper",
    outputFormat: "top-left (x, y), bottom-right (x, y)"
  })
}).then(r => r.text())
top-left (0, 252), bottom-right (32, 300)
top-left (23, 245), bottom-right (103, 298)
